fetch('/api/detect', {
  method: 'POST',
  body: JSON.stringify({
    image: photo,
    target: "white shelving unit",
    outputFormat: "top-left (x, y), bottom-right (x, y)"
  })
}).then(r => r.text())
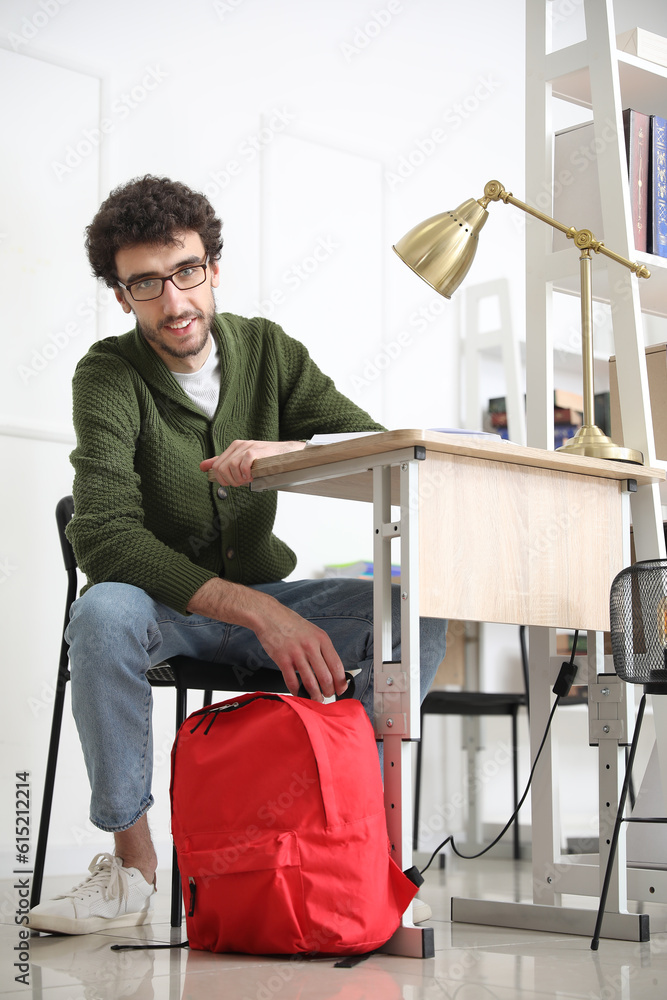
top-left (454, 0), bottom-right (667, 942)
top-left (527, 0), bottom-right (667, 939)
top-left (549, 50), bottom-right (667, 316)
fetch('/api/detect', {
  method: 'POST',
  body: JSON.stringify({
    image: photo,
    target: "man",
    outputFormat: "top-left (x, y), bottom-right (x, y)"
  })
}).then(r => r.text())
top-left (29, 176), bottom-right (447, 935)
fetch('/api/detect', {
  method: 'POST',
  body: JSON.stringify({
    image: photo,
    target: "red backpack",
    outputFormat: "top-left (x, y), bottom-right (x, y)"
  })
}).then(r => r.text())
top-left (170, 692), bottom-right (418, 955)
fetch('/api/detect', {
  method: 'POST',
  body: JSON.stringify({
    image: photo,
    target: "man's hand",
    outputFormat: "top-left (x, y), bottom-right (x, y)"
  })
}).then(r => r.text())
top-left (251, 602), bottom-right (348, 701)
top-left (187, 577), bottom-right (348, 702)
top-left (200, 440), bottom-right (307, 488)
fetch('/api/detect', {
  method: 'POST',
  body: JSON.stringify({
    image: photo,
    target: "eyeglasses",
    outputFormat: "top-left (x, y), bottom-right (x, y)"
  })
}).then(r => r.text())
top-left (116, 256), bottom-right (210, 302)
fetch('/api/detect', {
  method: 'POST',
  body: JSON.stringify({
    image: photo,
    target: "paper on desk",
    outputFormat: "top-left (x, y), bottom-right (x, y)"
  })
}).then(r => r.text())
top-left (427, 427), bottom-right (504, 438)
top-left (306, 428), bottom-right (502, 446)
top-left (306, 432), bottom-right (380, 446)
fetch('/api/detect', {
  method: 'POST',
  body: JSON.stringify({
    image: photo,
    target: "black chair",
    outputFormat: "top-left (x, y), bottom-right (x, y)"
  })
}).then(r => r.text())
top-left (31, 496), bottom-right (290, 928)
top-left (413, 626), bottom-right (529, 861)
top-left (591, 559), bottom-right (667, 950)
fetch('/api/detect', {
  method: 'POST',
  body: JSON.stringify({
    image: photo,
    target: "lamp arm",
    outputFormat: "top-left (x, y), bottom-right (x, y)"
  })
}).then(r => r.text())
top-left (480, 180), bottom-right (651, 280)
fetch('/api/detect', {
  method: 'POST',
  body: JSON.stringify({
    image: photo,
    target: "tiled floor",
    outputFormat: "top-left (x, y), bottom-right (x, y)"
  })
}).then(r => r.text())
top-left (2, 857), bottom-right (666, 999)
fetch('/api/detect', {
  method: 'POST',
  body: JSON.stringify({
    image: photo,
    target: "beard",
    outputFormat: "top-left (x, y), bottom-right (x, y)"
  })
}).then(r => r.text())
top-left (136, 295), bottom-right (216, 361)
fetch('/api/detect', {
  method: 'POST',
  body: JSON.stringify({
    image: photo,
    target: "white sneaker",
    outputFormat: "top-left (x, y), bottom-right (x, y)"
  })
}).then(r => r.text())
top-left (28, 853), bottom-right (155, 935)
top-left (412, 898), bottom-right (432, 924)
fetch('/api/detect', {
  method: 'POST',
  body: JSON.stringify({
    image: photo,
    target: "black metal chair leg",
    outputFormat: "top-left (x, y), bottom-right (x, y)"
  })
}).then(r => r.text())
top-left (519, 625), bottom-right (530, 721)
top-left (511, 707), bottom-right (520, 860)
top-left (413, 712), bottom-right (424, 851)
top-left (170, 687), bottom-right (189, 928)
top-left (30, 664), bottom-right (69, 909)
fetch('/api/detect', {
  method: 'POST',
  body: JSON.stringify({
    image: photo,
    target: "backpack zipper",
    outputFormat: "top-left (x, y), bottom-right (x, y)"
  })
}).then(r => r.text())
top-left (190, 695), bottom-right (284, 734)
top-left (190, 702), bottom-right (241, 734)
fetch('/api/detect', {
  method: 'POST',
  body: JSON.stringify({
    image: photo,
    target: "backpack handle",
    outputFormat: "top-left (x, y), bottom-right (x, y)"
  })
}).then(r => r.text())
top-left (273, 695), bottom-right (345, 829)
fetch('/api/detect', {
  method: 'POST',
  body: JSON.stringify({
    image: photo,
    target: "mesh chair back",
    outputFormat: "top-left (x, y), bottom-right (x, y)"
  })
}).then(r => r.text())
top-left (610, 559), bottom-right (667, 688)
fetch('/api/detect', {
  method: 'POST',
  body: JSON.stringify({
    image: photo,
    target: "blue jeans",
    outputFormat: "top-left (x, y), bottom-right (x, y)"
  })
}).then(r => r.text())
top-left (65, 578), bottom-right (447, 832)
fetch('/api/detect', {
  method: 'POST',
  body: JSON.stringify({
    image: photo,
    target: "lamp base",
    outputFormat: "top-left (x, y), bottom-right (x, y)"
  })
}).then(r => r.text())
top-left (556, 424), bottom-right (644, 464)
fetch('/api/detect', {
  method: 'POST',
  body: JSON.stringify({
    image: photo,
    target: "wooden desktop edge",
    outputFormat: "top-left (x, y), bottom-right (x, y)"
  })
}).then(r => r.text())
top-left (249, 429), bottom-right (665, 487)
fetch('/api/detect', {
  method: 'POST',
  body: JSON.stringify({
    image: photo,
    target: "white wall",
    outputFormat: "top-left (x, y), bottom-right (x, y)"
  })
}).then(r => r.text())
top-left (0, 0), bottom-right (527, 877)
top-left (2, 0), bottom-right (662, 878)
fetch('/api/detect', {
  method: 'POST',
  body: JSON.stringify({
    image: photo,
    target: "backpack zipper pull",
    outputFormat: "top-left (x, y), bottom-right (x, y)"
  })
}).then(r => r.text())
top-left (190, 702), bottom-right (241, 734)
top-left (188, 877), bottom-right (197, 917)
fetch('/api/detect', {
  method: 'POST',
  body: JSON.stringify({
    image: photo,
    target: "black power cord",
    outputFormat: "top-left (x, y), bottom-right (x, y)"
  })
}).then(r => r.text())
top-left (419, 632), bottom-right (580, 874)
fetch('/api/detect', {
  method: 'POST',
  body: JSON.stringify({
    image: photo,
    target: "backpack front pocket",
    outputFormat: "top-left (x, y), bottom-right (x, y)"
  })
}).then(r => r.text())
top-left (179, 829), bottom-right (311, 954)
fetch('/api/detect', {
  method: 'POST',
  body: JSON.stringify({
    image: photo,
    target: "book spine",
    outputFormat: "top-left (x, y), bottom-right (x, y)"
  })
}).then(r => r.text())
top-left (595, 391), bottom-right (611, 438)
top-left (554, 424), bottom-right (579, 450)
top-left (554, 406), bottom-right (582, 426)
top-left (623, 109), bottom-right (650, 253)
top-left (649, 115), bottom-right (667, 258)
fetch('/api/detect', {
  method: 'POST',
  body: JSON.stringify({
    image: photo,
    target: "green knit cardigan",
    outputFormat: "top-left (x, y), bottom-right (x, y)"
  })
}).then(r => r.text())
top-left (67, 313), bottom-right (384, 615)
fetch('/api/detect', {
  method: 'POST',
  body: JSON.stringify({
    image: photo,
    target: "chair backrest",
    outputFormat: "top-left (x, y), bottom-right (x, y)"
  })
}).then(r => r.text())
top-left (610, 559), bottom-right (667, 689)
top-left (56, 496), bottom-right (76, 569)
top-left (56, 496), bottom-right (78, 634)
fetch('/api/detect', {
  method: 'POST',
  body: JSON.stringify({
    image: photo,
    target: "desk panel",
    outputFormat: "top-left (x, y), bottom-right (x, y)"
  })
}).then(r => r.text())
top-left (417, 452), bottom-right (623, 630)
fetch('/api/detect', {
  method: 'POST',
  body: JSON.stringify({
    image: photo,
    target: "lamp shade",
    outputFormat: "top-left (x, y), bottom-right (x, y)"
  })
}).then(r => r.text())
top-left (392, 197), bottom-right (488, 298)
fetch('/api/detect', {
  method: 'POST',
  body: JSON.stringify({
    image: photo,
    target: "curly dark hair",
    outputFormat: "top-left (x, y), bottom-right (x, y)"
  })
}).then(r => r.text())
top-left (85, 175), bottom-right (223, 287)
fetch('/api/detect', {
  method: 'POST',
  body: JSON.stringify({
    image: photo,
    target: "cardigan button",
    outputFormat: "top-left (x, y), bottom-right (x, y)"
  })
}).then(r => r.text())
top-left (226, 547), bottom-right (235, 559)
top-left (217, 486), bottom-right (228, 500)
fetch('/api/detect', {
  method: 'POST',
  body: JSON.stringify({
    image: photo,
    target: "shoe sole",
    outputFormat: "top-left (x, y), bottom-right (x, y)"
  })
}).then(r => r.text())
top-left (411, 902), bottom-right (432, 924)
top-left (28, 907), bottom-right (152, 936)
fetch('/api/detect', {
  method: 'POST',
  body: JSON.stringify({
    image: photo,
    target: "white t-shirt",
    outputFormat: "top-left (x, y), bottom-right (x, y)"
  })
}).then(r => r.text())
top-left (169, 337), bottom-right (221, 421)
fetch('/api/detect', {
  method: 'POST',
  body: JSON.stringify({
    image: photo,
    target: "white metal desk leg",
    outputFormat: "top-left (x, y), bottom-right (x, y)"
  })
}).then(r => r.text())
top-left (530, 626), bottom-right (562, 905)
top-left (373, 459), bottom-right (434, 959)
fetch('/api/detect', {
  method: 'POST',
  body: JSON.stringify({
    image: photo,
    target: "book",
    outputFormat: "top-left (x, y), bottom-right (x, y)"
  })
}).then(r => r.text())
top-left (553, 112), bottom-right (651, 254)
top-left (648, 115), bottom-right (667, 258)
top-left (489, 390), bottom-right (582, 411)
top-left (595, 390), bottom-right (611, 437)
top-left (554, 423), bottom-right (580, 449)
top-left (617, 27), bottom-right (667, 68)
top-left (487, 395), bottom-right (512, 414)
top-left (554, 406), bottom-right (583, 426)
top-left (623, 108), bottom-right (651, 252)
top-left (487, 391), bottom-right (583, 448)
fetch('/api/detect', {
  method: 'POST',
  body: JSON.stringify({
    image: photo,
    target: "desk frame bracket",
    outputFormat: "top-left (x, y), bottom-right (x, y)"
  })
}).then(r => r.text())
top-left (250, 446), bottom-right (425, 494)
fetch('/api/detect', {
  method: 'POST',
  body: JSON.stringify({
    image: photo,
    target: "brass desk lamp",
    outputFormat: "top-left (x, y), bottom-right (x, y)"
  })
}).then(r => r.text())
top-left (393, 179), bottom-right (649, 463)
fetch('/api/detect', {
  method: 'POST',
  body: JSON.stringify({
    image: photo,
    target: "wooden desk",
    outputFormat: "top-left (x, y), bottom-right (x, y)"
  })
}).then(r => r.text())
top-left (251, 430), bottom-right (665, 953)
top-left (254, 429), bottom-right (660, 628)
